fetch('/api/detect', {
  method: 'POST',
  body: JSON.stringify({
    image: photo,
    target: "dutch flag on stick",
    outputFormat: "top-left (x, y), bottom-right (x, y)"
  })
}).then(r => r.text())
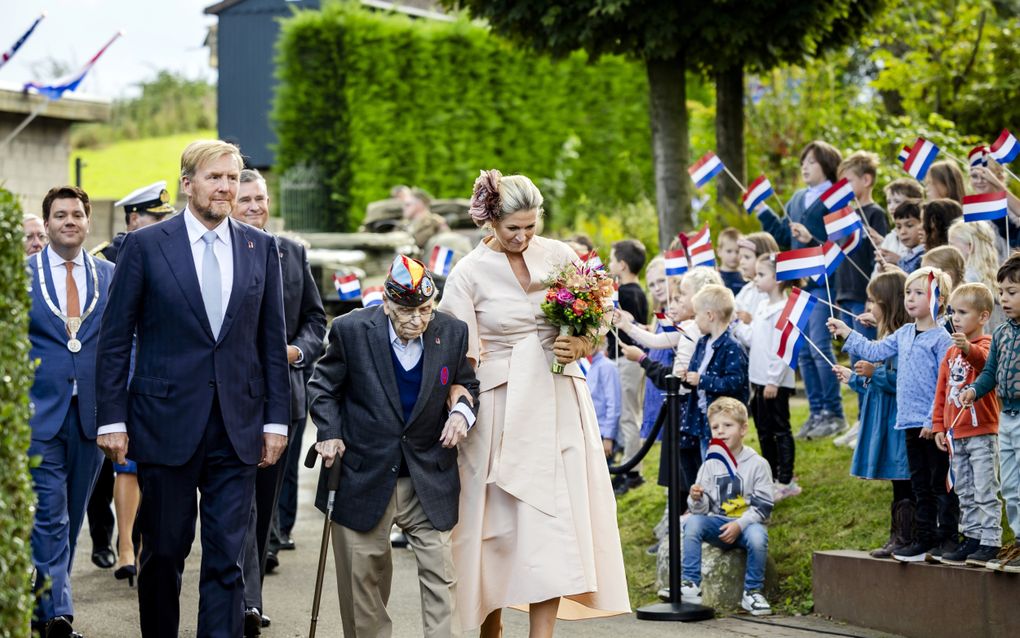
top-left (24, 31), bottom-right (124, 100)
top-left (776, 320), bottom-right (805, 370)
top-left (775, 286), bottom-right (818, 333)
top-left (688, 152), bottom-right (725, 188)
top-left (582, 251), bottom-right (604, 271)
top-left (897, 145), bottom-right (912, 164)
top-left (428, 245), bottom-right (455, 277)
top-left (655, 311), bottom-right (678, 333)
top-left (839, 227), bottom-right (862, 256)
top-left (821, 178), bottom-right (855, 212)
top-left (686, 223), bottom-right (711, 250)
top-left (774, 246), bottom-right (825, 281)
top-left (968, 145), bottom-right (989, 167)
top-left (962, 192), bottom-right (1008, 223)
top-left (990, 129), bottom-right (1020, 164)
top-left (664, 249), bottom-right (689, 276)
top-left (928, 272), bottom-right (941, 321)
top-left (902, 137), bottom-right (940, 180)
top-left (334, 273), bottom-right (361, 301)
top-left (824, 206), bottom-right (863, 242)
top-left (690, 242), bottom-right (716, 268)
top-left (810, 241), bottom-right (846, 284)
top-left (361, 286), bottom-right (385, 307)
top-left (742, 175), bottom-right (774, 213)
top-left (705, 438), bottom-right (739, 478)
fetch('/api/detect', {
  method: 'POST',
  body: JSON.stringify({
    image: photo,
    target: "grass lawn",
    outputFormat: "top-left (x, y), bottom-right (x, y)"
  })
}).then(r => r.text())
top-left (69, 130), bottom-right (216, 200)
top-left (617, 386), bottom-right (893, 615)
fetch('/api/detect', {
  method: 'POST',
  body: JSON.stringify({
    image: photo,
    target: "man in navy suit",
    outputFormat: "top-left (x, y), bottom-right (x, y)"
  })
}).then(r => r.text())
top-left (28, 185), bottom-right (114, 638)
top-left (95, 140), bottom-right (291, 638)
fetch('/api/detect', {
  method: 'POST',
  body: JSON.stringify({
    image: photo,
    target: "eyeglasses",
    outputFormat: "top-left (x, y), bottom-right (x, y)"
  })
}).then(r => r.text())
top-left (390, 305), bottom-right (435, 319)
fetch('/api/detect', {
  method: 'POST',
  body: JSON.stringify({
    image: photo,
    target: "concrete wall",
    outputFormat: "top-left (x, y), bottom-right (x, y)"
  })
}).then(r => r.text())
top-left (0, 113), bottom-right (75, 218)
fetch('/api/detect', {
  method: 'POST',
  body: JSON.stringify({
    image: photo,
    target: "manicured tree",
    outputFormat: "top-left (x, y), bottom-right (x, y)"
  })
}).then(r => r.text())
top-left (700, 1), bottom-right (885, 205)
top-left (446, 0), bottom-right (884, 236)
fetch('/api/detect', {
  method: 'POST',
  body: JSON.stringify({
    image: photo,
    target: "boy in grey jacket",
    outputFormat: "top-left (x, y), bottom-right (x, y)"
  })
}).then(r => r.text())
top-left (680, 397), bottom-right (775, 616)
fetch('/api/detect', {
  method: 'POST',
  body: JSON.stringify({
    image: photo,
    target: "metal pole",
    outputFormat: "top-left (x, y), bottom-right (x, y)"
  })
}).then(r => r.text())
top-left (75, 157), bottom-right (85, 187)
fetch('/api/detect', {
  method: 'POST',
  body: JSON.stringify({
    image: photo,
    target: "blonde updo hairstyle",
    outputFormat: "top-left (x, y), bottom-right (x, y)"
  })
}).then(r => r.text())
top-left (469, 169), bottom-right (544, 228)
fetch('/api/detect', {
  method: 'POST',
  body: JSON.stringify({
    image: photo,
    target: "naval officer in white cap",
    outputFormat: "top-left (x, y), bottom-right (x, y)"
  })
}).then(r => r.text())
top-left (91, 181), bottom-right (175, 263)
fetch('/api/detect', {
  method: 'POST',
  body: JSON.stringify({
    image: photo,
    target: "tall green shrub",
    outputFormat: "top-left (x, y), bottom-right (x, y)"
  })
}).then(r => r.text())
top-left (273, 2), bottom-right (655, 231)
top-left (0, 186), bottom-right (35, 637)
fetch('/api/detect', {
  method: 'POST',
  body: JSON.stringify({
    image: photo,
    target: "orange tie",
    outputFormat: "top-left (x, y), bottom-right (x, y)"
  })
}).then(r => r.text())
top-left (65, 262), bottom-right (80, 318)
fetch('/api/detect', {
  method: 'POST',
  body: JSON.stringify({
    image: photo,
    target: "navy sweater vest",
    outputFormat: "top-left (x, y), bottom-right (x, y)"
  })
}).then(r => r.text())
top-left (391, 348), bottom-right (424, 477)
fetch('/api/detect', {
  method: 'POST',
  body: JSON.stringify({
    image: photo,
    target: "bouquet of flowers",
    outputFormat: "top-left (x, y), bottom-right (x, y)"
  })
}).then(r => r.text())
top-left (541, 257), bottom-right (616, 374)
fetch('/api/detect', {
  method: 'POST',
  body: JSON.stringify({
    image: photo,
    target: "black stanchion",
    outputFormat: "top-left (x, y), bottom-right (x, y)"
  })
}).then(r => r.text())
top-left (635, 375), bottom-right (714, 622)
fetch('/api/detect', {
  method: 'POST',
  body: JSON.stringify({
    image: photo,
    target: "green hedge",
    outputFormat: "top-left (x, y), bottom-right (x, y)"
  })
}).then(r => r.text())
top-left (0, 186), bottom-right (35, 636)
top-left (273, 2), bottom-right (654, 231)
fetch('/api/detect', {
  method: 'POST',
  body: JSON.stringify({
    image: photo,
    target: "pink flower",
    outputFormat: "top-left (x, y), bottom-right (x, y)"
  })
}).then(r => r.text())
top-left (556, 288), bottom-right (575, 304)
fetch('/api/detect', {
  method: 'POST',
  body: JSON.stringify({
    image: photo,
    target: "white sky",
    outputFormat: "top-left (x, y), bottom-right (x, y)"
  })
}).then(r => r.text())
top-left (1, 0), bottom-right (217, 99)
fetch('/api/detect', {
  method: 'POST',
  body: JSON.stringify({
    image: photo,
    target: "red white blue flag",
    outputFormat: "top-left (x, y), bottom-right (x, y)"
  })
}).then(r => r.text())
top-left (897, 145), bottom-right (911, 164)
top-left (775, 286), bottom-right (818, 333)
top-left (24, 31), bottom-right (123, 100)
top-left (705, 438), bottom-right (739, 478)
top-left (821, 178), bottom-right (855, 212)
top-left (968, 145), bottom-right (989, 167)
top-left (361, 286), bottom-right (384, 307)
top-left (775, 246), bottom-right (825, 281)
top-left (581, 251), bottom-right (604, 271)
top-left (810, 241), bottom-right (846, 284)
top-left (334, 273), bottom-right (361, 301)
top-left (686, 223), bottom-right (711, 251)
top-left (839, 227), bottom-right (862, 255)
top-left (928, 271), bottom-right (941, 321)
top-left (611, 285), bottom-right (619, 308)
top-left (902, 137), bottom-right (940, 180)
top-left (0, 13), bottom-right (45, 71)
top-left (742, 175), bottom-right (774, 213)
top-left (655, 311), bottom-right (678, 333)
top-left (688, 152), bottom-right (725, 188)
top-left (664, 249), bottom-right (689, 276)
top-left (990, 129), bottom-right (1020, 164)
top-left (428, 245), bottom-right (455, 277)
top-left (690, 242), bottom-right (716, 268)
top-left (945, 429), bottom-right (956, 492)
top-left (962, 192), bottom-right (1008, 223)
top-left (776, 320), bottom-right (804, 370)
top-left (824, 206), bottom-right (863, 242)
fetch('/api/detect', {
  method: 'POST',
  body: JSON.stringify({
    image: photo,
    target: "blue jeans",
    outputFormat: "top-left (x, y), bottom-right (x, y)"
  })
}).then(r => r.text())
top-left (1000, 411), bottom-right (1020, 536)
top-left (799, 290), bottom-right (843, 417)
top-left (682, 514), bottom-right (768, 591)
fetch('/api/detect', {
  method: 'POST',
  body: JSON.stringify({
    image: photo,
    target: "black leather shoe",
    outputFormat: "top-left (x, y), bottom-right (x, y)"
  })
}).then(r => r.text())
top-left (243, 608), bottom-right (262, 637)
top-left (264, 549), bottom-right (279, 574)
top-left (261, 614), bottom-right (271, 628)
top-left (44, 616), bottom-right (83, 638)
top-left (276, 530), bottom-right (295, 551)
top-left (389, 529), bottom-right (409, 549)
top-left (90, 548), bottom-right (115, 569)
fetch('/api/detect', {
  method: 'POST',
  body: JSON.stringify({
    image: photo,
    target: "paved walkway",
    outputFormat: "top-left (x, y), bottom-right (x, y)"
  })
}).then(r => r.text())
top-left (72, 425), bottom-right (901, 637)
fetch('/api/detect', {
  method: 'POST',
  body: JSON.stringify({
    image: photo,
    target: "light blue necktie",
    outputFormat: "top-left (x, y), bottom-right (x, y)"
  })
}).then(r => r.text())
top-left (201, 230), bottom-right (222, 338)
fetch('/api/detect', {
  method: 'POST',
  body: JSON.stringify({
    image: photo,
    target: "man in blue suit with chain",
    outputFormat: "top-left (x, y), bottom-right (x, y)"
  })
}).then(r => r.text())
top-left (28, 185), bottom-right (114, 638)
top-left (95, 140), bottom-right (291, 637)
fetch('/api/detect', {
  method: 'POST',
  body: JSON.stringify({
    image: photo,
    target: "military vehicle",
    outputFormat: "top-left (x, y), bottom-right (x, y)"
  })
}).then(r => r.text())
top-left (294, 197), bottom-right (482, 316)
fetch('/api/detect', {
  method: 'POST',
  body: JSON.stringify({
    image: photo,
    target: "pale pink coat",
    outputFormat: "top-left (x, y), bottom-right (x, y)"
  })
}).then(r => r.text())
top-left (439, 235), bottom-right (631, 629)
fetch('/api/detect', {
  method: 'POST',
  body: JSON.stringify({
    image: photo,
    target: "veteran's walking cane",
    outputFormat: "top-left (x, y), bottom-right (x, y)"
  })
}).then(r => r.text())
top-left (305, 444), bottom-right (343, 638)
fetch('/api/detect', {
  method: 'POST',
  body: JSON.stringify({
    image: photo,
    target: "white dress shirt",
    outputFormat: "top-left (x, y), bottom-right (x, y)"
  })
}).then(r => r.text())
top-left (47, 246), bottom-right (87, 315)
top-left (98, 210), bottom-right (288, 438)
top-left (47, 246), bottom-right (86, 395)
top-left (184, 207), bottom-right (233, 328)
top-left (388, 320), bottom-right (475, 428)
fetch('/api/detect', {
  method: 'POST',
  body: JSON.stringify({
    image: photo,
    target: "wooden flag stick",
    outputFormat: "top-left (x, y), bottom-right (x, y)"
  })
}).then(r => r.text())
top-left (941, 149), bottom-right (971, 170)
top-left (811, 294), bottom-right (862, 320)
top-left (1002, 164), bottom-right (1020, 184)
top-left (722, 166), bottom-right (747, 192)
top-left (823, 272), bottom-right (835, 319)
top-left (852, 196), bottom-right (887, 264)
top-left (770, 191), bottom-right (790, 217)
top-left (802, 332), bottom-right (836, 368)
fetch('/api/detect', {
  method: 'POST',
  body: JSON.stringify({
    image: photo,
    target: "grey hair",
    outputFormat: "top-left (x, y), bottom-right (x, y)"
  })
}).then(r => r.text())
top-left (497, 174), bottom-right (543, 219)
top-left (240, 168), bottom-right (265, 184)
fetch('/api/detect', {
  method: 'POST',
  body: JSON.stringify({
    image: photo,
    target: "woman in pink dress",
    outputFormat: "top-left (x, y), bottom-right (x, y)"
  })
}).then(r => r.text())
top-left (439, 170), bottom-right (630, 637)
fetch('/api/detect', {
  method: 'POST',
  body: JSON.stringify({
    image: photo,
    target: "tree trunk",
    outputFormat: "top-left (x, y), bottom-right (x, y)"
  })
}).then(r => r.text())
top-left (646, 55), bottom-right (689, 250)
top-left (714, 66), bottom-right (745, 206)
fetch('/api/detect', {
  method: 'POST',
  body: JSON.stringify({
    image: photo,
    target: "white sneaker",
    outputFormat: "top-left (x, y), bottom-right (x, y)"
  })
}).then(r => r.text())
top-left (833, 421), bottom-right (860, 447)
top-left (741, 589), bottom-right (772, 616)
top-left (774, 480), bottom-right (802, 501)
top-left (680, 580), bottom-right (702, 604)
